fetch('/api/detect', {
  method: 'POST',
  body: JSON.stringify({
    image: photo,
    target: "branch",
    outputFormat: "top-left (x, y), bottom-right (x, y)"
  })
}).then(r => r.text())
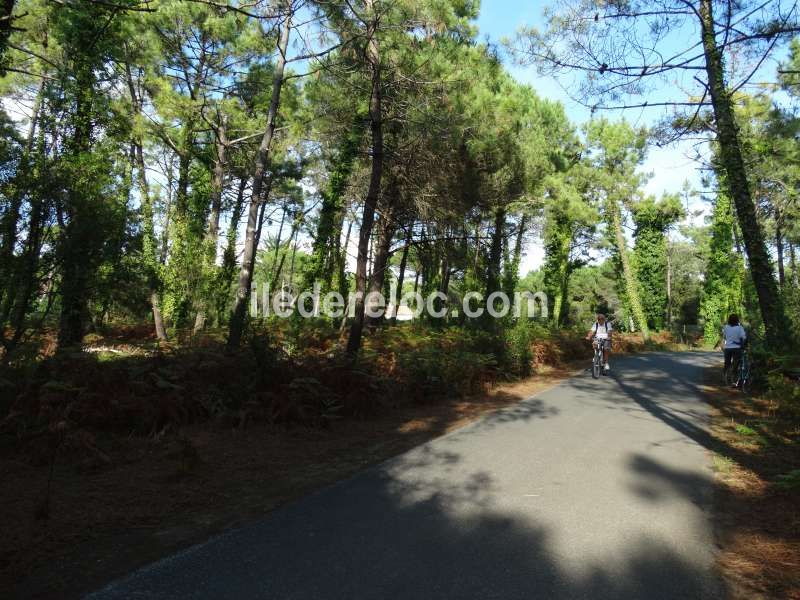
top-left (49, 0), bottom-right (157, 12)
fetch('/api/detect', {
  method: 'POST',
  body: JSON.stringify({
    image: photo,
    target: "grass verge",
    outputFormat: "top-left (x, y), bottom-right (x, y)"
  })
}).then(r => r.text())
top-left (704, 368), bottom-right (800, 599)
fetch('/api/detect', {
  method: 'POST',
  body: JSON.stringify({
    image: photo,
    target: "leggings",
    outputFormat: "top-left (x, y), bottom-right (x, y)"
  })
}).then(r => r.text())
top-left (724, 348), bottom-right (742, 370)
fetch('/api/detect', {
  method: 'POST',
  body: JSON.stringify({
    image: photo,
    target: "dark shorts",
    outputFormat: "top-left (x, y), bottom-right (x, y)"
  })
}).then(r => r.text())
top-left (724, 348), bottom-right (742, 369)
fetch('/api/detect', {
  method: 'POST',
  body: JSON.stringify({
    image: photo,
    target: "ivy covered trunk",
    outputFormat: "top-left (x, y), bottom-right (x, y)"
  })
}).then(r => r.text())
top-left (700, 191), bottom-right (744, 345)
top-left (337, 218), bottom-right (353, 302)
top-left (609, 198), bottom-right (649, 341)
top-left (543, 206), bottom-right (573, 326)
top-left (126, 62), bottom-right (168, 342)
top-left (775, 211), bottom-right (785, 286)
top-left (58, 63), bottom-right (98, 349)
top-left (699, 0), bottom-right (787, 349)
top-left (216, 176), bottom-right (247, 324)
top-left (305, 126), bottom-right (361, 293)
top-left (194, 118), bottom-right (228, 334)
top-left (0, 79), bottom-right (43, 356)
top-left (133, 140), bottom-right (168, 342)
top-left (631, 196), bottom-right (682, 331)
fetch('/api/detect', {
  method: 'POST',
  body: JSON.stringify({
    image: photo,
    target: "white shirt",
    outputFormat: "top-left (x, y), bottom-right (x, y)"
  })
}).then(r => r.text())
top-left (592, 321), bottom-right (612, 340)
top-left (722, 324), bottom-right (746, 349)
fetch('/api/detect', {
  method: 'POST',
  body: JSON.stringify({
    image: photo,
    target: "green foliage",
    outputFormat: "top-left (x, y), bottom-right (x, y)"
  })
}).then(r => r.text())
top-left (562, 261), bottom-right (620, 326)
top-left (734, 423), bottom-right (757, 436)
top-left (304, 123), bottom-right (363, 294)
top-left (541, 171), bottom-right (596, 326)
top-left (668, 226), bottom-right (708, 328)
top-left (580, 119), bottom-right (651, 338)
top-left (631, 194), bottom-right (684, 330)
top-left (700, 191), bottom-right (745, 345)
top-left (775, 470), bottom-right (800, 492)
top-left (503, 318), bottom-right (550, 377)
top-left (161, 165), bottom-right (212, 329)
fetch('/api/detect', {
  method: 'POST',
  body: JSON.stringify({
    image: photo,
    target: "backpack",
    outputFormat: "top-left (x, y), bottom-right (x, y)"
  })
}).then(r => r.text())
top-left (594, 321), bottom-right (609, 334)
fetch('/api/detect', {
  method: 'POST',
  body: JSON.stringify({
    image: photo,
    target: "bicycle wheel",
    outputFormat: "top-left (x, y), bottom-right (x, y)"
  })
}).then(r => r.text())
top-left (592, 351), bottom-right (601, 379)
top-left (740, 375), bottom-right (751, 394)
top-left (740, 363), bottom-right (752, 394)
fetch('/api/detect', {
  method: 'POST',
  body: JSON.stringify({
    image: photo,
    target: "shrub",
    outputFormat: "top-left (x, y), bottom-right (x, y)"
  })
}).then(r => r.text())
top-left (504, 320), bottom-right (538, 377)
top-left (389, 328), bottom-right (498, 401)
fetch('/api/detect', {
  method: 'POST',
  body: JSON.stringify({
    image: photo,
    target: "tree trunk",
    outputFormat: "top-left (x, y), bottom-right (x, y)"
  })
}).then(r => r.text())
top-left (558, 268), bottom-right (569, 326)
top-left (440, 255), bottom-right (451, 311)
top-left (346, 2), bottom-right (383, 356)
top-left (610, 199), bottom-right (649, 341)
top-left (125, 60), bottom-right (168, 341)
top-left (474, 222), bottom-right (481, 274)
top-left (504, 215), bottom-right (527, 298)
top-left (288, 234), bottom-right (299, 286)
top-left (513, 216), bottom-right (526, 267)
top-left (270, 204), bottom-right (287, 283)
top-left (0, 77), bottom-right (42, 336)
top-left (330, 209), bottom-right (345, 287)
top-left (367, 232), bottom-right (374, 282)
top-left (337, 217), bottom-right (353, 301)
top-left (136, 141), bottom-right (169, 342)
top-left (217, 176), bottom-right (248, 322)
top-left (486, 208), bottom-right (505, 297)
top-left (228, 4), bottom-right (291, 349)
top-left (174, 125), bottom-right (194, 219)
top-left (0, 0), bottom-right (16, 74)
top-left (391, 227), bottom-right (411, 324)
top-left (306, 124), bottom-right (361, 292)
top-left (160, 168), bottom-right (173, 266)
top-left (699, 0), bottom-right (786, 348)
top-left (3, 119), bottom-right (46, 360)
top-left (366, 202), bottom-right (395, 326)
top-left (5, 198), bottom-right (44, 358)
top-left (58, 63), bottom-right (96, 349)
top-left (194, 117), bottom-right (228, 333)
top-left (272, 214), bottom-right (301, 290)
top-left (666, 240), bottom-right (673, 327)
top-left (775, 212), bottom-right (785, 287)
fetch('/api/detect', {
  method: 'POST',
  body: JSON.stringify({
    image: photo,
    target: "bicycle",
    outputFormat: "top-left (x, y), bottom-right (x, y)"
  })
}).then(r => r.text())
top-left (724, 347), bottom-right (752, 393)
top-left (591, 338), bottom-right (605, 379)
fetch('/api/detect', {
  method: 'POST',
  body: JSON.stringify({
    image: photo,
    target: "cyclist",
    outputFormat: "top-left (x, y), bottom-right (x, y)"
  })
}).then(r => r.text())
top-left (721, 314), bottom-right (747, 386)
top-left (586, 313), bottom-right (613, 372)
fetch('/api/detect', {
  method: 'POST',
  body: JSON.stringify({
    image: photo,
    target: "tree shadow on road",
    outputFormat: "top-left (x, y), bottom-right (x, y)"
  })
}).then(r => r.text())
top-left (91, 440), bottom-right (725, 600)
top-left (559, 353), bottom-right (771, 472)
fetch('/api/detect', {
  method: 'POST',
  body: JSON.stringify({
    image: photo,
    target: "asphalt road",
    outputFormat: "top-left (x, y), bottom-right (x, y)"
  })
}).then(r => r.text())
top-left (89, 352), bottom-right (726, 599)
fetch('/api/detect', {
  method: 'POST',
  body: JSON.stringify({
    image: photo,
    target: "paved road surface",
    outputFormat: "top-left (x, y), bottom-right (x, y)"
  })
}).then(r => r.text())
top-left (90, 352), bottom-right (726, 599)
